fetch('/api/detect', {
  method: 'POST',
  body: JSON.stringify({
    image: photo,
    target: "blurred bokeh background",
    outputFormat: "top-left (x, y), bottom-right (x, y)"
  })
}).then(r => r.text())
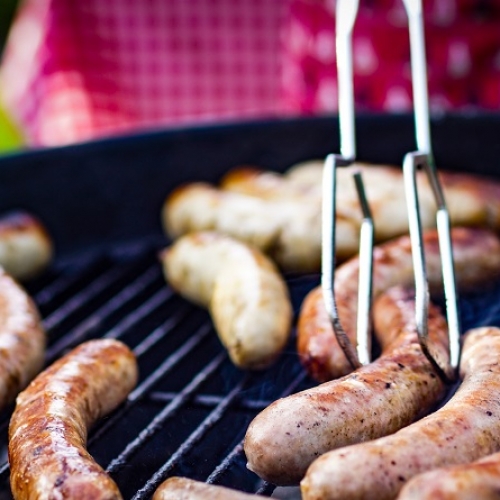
top-left (0, 0), bottom-right (499, 152)
top-left (0, 0), bottom-right (18, 52)
top-left (0, 0), bottom-right (22, 152)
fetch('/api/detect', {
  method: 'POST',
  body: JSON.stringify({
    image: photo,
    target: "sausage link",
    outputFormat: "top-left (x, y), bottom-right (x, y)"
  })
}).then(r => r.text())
top-left (298, 227), bottom-right (500, 382)
top-left (163, 162), bottom-right (500, 272)
top-left (220, 165), bottom-right (322, 200)
top-left (301, 327), bottom-right (500, 500)
top-left (9, 339), bottom-right (139, 500)
top-left (0, 266), bottom-right (45, 410)
top-left (0, 211), bottom-right (53, 280)
top-left (243, 286), bottom-right (449, 486)
top-left (153, 477), bottom-right (267, 500)
top-left (161, 231), bottom-right (292, 369)
top-left (397, 451), bottom-right (500, 500)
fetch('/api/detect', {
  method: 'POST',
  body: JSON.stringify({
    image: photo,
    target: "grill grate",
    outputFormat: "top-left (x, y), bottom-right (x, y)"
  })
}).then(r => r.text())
top-left (0, 240), bottom-right (317, 499)
top-left (0, 239), bottom-right (499, 499)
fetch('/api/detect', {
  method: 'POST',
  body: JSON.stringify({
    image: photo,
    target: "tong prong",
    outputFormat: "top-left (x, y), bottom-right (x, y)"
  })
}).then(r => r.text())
top-left (402, 0), bottom-right (461, 381)
top-left (322, 155), bottom-right (374, 369)
top-left (321, 0), bottom-right (374, 370)
top-left (403, 154), bottom-right (458, 382)
top-left (354, 170), bottom-right (375, 366)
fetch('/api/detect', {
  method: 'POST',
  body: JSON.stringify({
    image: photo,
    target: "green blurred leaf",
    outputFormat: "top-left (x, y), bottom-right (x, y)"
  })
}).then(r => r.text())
top-left (0, 103), bottom-right (24, 152)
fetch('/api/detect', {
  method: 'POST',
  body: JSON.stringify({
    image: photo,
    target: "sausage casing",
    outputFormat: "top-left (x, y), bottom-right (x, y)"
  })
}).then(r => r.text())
top-left (9, 339), bottom-right (138, 500)
top-left (0, 211), bottom-right (53, 280)
top-left (162, 162), bottom-right (500, 272)
top-left (153, 477), bottom-right (267, 500)
top-left (301, 327), bottom-right (500, 500)
top-left (298, 227), bottom-right (500, 382)
top-left (243, 286), bottom-right (449, 486)
top-left (397, 451), bottom-right (500, 500)
top-left (0, 266), bottom-right (45, 410)
top-left (161, 231), bottom-right (292, 369)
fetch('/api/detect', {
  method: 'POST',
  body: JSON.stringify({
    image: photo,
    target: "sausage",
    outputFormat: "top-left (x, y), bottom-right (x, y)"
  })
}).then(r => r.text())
top-left (162, 183), bottom-right (335, 272)
top-left (397, 451), bottom-right (500, 500)
top-left (0, 211), bottom-right (53, 280)
top-left (162, 162), bottom-right (500, 272)
top-left (298, 227), bottom-right (500, 382)
top-left (220, 164), bottom-right (322, 200)
top-left (300, 326), bottom-right (500, 500)
top-left (153, 477), bottom-right (267, 500)
top-left (243, 286), bottom-right (449, 486)
top-left (9, 338), bottom-right (139, 500)
top-left (220, 162), bottom-right (491, 240)
top-left (160, 231), bottom-right (293, 369)
top-left (0, 266), bottom-right (46, 410)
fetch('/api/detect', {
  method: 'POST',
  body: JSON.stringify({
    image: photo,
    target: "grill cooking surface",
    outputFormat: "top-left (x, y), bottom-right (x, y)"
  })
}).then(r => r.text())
top-left (0, 237), bottom-right (499, 499)
top-left (0, 238), bottom-right (318, 499)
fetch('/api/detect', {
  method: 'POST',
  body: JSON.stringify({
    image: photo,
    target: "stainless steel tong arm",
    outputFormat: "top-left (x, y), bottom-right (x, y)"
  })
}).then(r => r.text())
top-left (322, 0), bottom-right (461, 380)
top-left (321, 0), bottom-right (374, 370)
top-left (336, 0), bottom-right (359, 161)
top-left (402, 0), bottom-right (461, 380)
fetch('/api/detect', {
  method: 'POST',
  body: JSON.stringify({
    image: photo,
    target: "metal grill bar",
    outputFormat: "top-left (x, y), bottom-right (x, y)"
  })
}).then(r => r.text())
top-left (132, 376), bottom-right (247, 500)
top-left (89, 319), bottom-right (213, 445)
top-left (132, 303), bottom-right (191, 358)
top-left (104, 286), bottom-right (174, 340)
top-left (45, 264), bottom-right (161, 361)
top-left (107, 352), bottom-right (228, 476)
top-left (42, 264), bottom-right (133, 331)
top-left (148, 392), bottom-right (272, 411)
top-left (204, 367), bottom-right (308, 484)
top-left (33, 256), bottom-right (107, 306)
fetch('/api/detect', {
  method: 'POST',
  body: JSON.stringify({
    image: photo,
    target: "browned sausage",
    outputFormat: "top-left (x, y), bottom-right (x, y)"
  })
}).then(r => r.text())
top-left (162, 162), bottom-right (500, 273)
top-left (397, 451), bottom-right (500, 500)
top-left (243, 286), bottom-right (449, 486)
top-left (301, 327), bottom-right (500, 500)
top-left (0, 211), bottom-right (53, 280)
top-left (0, 266), bottom-right (45, 410)
top-left (298, 227), bottom-right (500, 382)
top-left (9, 339), bottom-right (139, 500)
top-left (153, 477), bottom-right (267, 499)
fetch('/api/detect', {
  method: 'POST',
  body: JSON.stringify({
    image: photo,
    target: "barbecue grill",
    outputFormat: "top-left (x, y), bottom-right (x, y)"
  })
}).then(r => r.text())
top-left (0, 114), bottom-right (499, 499)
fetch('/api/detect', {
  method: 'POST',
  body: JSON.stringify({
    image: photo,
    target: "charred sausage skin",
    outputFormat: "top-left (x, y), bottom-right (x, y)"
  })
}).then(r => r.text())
top-left (9, 339), bottom-right (138, 500)
top-left (243, 286), bottom-right (449, 486)
top-left (301, 327), bottom-right (500, 500)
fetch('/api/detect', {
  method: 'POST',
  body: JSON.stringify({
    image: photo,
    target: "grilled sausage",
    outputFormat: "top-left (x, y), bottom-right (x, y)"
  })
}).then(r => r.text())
top-left (301, 326), bottom-right (500, 500)
top-left (0, 266), bottom-right (45, 410)
top-left (0, 211), bottom-right (53, 280)
top-left (298, 227), bottom-right (500, 382)
top-left (162, 162), bottom-right (500, 272)
top-left (243, 286), bottom-right (449, 486)
top-left (397, 451), bottom-right (500, 500)
top-left (9, 338), bottom-right (138, 500)
top-left (162, 183), bottom-right (334, 272)
top-left (160, 231), bottom-right (293, 370)
top-left (220, 164), bottom-right (322, 200)
top-left (153, 477), bottom-right (267, 499)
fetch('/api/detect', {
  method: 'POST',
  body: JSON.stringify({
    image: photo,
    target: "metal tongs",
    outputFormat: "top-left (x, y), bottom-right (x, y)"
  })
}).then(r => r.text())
top-left (322, 0), bottom-right (460, 382)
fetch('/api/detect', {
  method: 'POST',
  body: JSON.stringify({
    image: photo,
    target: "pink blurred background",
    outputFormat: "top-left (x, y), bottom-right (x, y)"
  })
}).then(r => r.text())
top-left (0, 0), bottom-right (499, 148)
